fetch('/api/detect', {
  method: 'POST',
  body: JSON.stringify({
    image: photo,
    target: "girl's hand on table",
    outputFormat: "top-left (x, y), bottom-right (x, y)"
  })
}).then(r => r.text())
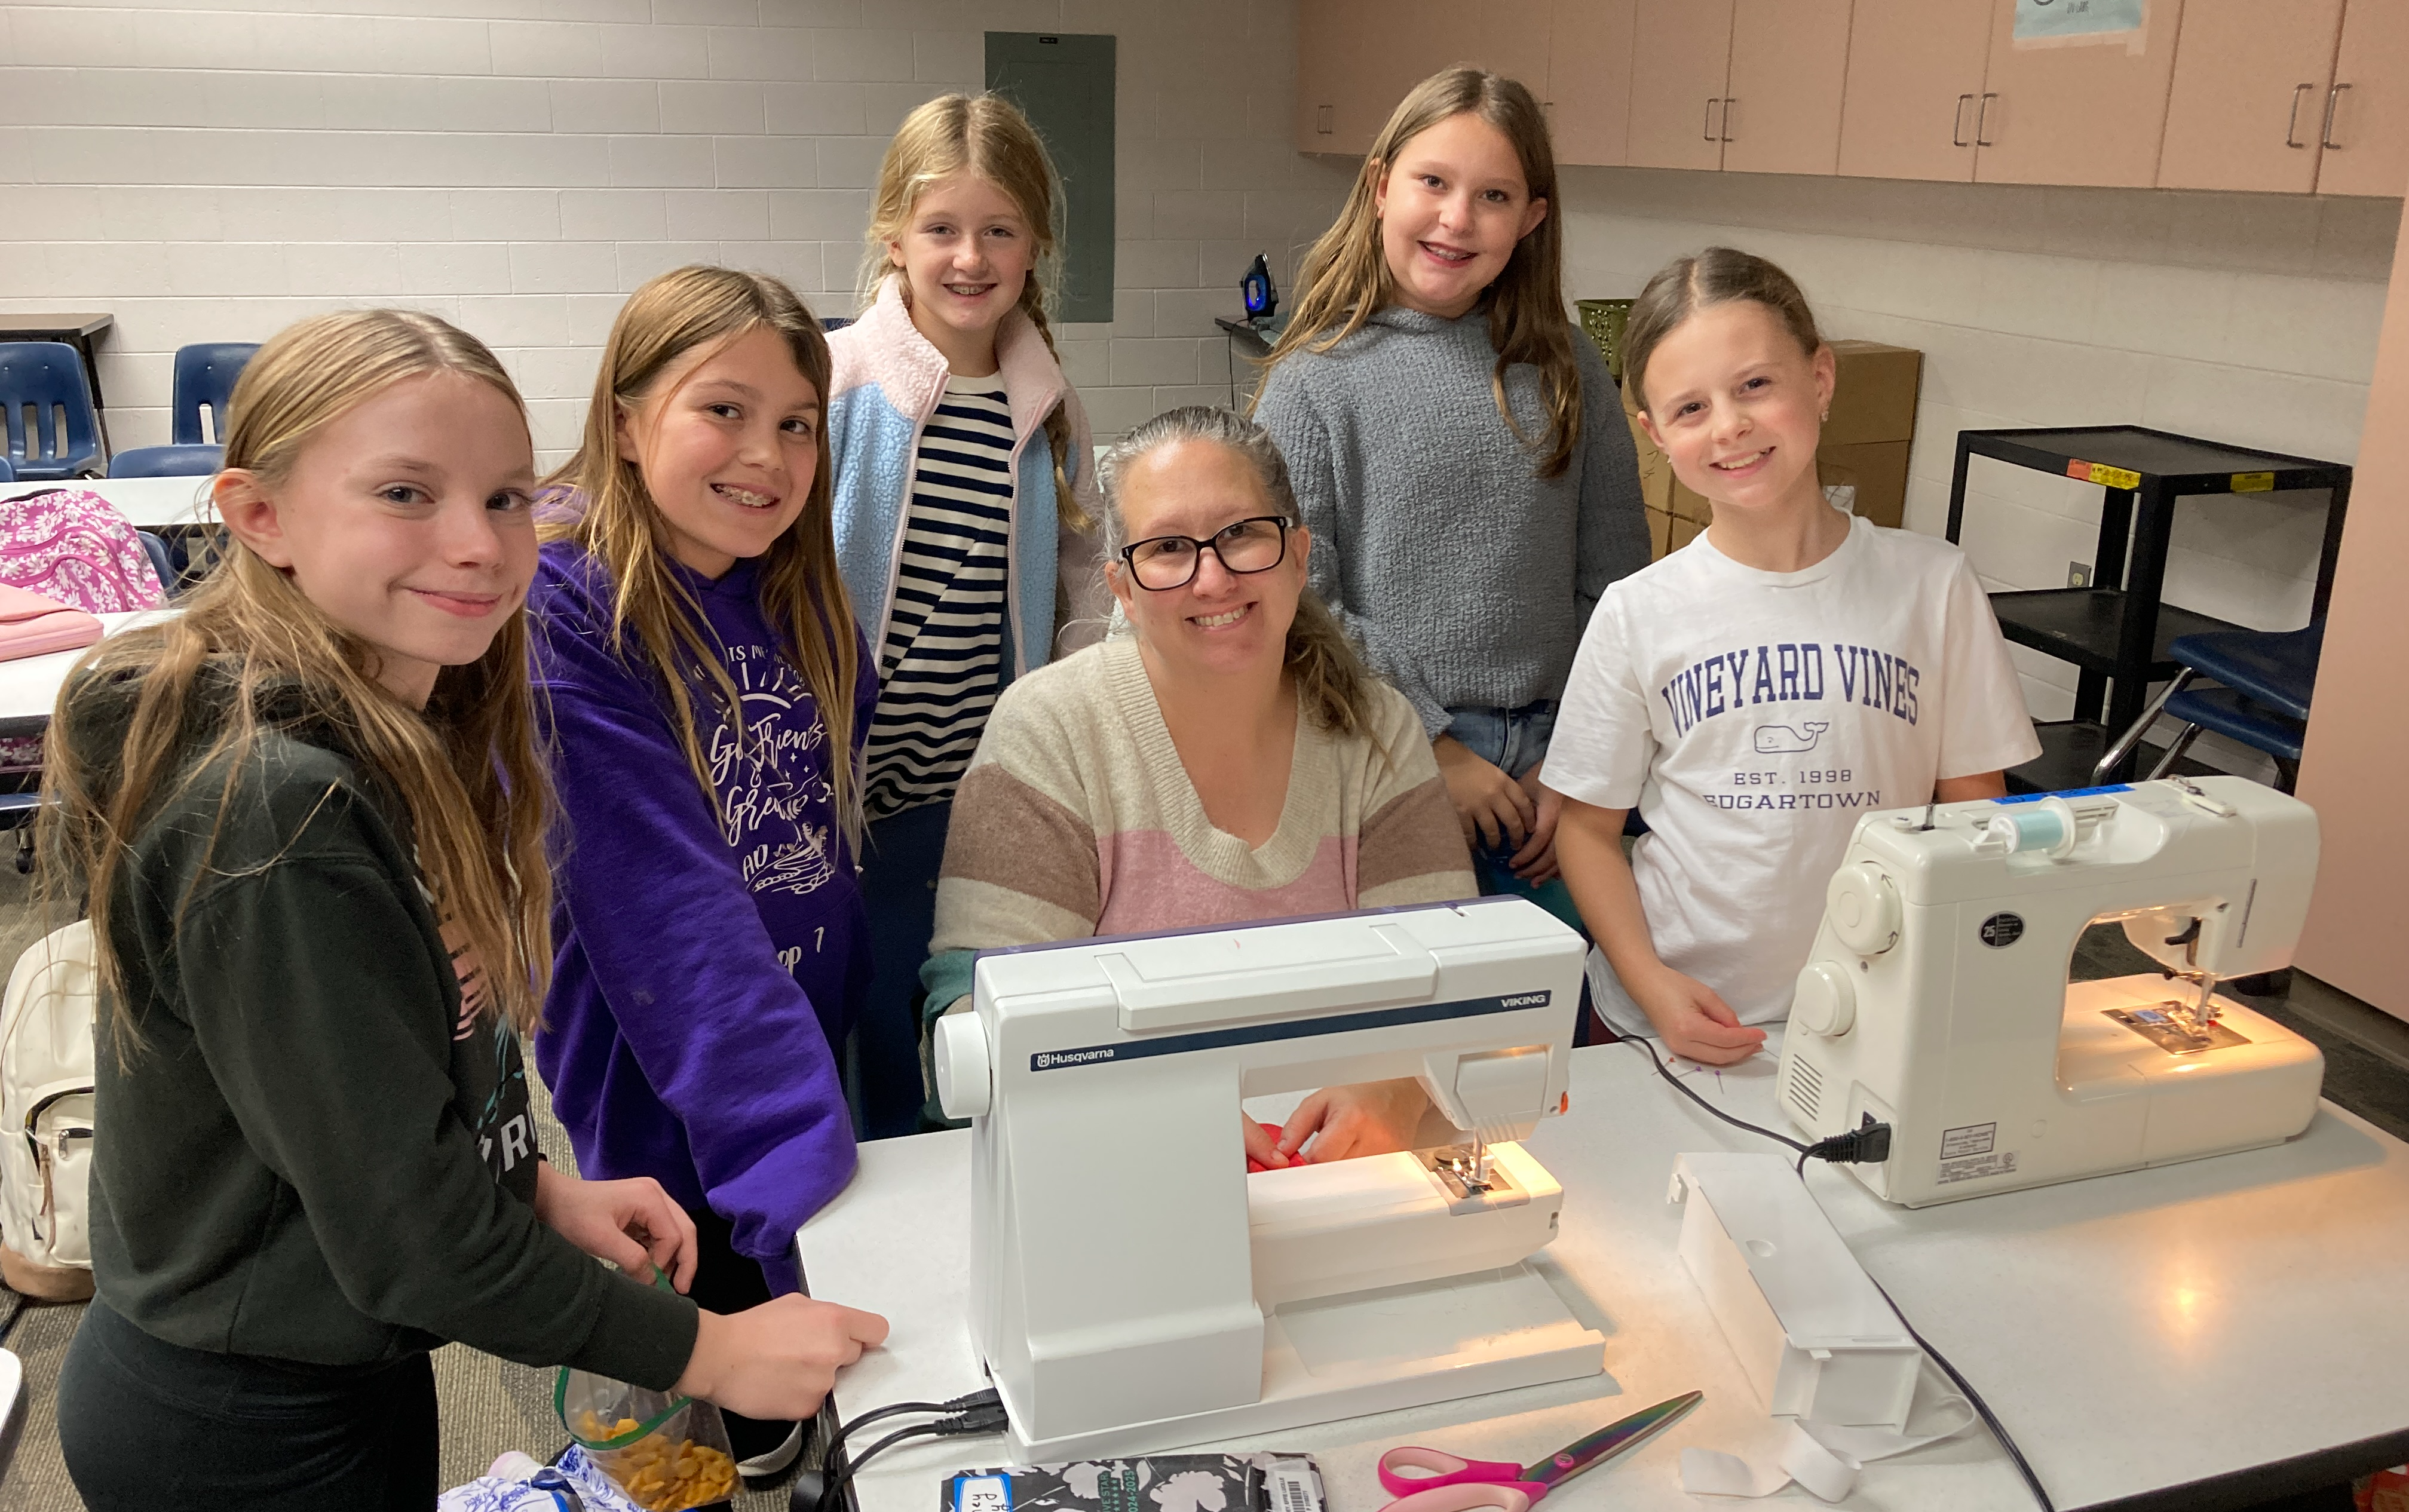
top-left (1277, 1078), bottom-right (1432, 1164)
top-left (533, 1162), bottom-right (698, 1292)
top-left (1434, 734), bottom-right (1535, 851)
top-left (678, 1296), bottom-right (890, 1421)
top-left (1630, 966), bottom-right (1766, 1066)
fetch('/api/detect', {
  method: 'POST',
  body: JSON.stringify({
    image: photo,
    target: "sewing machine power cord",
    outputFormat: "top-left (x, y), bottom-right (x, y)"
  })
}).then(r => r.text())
top-left (799, 1388), bottom-right (1008, 1512)
top-left (1602, 1028), bottom-right (2055, 1512)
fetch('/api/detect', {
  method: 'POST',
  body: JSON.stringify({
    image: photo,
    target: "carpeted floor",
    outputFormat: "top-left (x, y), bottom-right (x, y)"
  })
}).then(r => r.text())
top-left (3, 870), bottom-right (2405, 1508)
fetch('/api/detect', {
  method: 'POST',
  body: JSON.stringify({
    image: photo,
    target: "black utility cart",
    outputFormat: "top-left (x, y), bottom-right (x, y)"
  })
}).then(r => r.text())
top-left (1946, 425), bottom-right (2350, 793)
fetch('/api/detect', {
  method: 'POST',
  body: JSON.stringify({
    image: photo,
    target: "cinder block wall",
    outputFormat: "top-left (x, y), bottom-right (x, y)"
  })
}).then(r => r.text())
top-left (0, 0), bottom-right (1354, 461)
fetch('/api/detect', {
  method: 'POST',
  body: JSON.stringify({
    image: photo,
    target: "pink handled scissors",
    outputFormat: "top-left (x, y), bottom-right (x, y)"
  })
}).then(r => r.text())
top-left (1375, 1391), bottom-right (1704, 1512)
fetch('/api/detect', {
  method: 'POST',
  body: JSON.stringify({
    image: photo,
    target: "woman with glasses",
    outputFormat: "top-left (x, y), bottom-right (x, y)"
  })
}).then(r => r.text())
top-left (920, 407), bottom-right (1475, 1166)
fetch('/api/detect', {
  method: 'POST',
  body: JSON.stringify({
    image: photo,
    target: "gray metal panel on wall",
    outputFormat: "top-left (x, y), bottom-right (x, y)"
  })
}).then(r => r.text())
top-left (985, 31), bottom-right (1115, 324)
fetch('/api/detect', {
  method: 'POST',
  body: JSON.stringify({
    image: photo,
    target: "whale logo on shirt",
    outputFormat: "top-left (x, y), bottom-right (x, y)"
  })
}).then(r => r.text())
top-left (1752, 720), bottom-right (1831, 754)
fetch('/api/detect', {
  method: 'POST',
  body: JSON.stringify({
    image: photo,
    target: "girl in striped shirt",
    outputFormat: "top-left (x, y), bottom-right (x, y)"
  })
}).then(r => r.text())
top-left (827, 93), bottom-right (1104, 1138)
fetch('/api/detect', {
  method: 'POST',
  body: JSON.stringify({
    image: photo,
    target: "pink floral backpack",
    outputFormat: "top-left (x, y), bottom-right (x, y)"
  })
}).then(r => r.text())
top-left (0, 488), bottom-right (167, 614)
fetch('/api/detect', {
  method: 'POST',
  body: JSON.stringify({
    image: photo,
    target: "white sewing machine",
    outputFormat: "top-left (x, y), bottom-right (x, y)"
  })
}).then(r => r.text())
top-left (1778, 775), bottom-right (2324, 1207)
top-left (930, 897), bottom-right (1604, 1461)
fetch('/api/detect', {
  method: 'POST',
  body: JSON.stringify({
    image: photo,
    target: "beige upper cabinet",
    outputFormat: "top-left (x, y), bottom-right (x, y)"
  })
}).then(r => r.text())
top-left (1626, 0), bottom-right (1736, 171)
top-left (2320, 0), bottom-right (2409, 196)
top-left (1295, 0), bottom-right (1391, 155)
top-left (1972, 0), bottom-right (2187, 187)
top-left (1547, 0), bottom-right (1638, 167)
top-left (2159, 0), bottom-right (2345, 193)
top-left (1837, 0), bottom-right (1993, 182)
top-left (1721, 0), bottom-right (1855, 176)
top-left (1294, 0), bottom-right (1553, 157)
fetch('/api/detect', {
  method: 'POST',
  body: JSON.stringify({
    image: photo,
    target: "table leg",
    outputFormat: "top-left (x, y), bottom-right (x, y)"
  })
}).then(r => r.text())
top-left (75, 333), bottom-right (111, 458)
top-left (2313, 476), bottom-right (2350, 622)
top-left (2104, 481), bottom-right (2175, 778)
top-left (1946, 435), bottom-right (1973, 543)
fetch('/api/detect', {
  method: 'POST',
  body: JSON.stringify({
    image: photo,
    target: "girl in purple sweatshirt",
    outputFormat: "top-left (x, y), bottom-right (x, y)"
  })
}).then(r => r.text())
top-left (528, 266), bottom-right (872, 1482)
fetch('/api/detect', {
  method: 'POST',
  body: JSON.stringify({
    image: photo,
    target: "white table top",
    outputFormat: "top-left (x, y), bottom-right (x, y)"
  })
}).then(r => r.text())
top-left (2, 475), bottom-right (216, 529)
top-left (799, 1035), bottom-right (2409, 1512)
top-left (0, 610), bottom-right (170, 723)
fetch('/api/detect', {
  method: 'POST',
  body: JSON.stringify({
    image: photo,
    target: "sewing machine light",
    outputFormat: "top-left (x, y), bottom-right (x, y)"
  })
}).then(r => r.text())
top-left (1826, 863), bottom-right (1901, 955)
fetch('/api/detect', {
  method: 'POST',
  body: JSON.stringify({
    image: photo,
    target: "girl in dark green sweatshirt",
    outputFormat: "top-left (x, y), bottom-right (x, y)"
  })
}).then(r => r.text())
top-left (43, 309), bottom-right (885, 1512)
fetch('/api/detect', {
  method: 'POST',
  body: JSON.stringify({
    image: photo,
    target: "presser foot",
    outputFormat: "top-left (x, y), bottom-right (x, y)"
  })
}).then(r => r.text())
top-left (1425, 1145), bottom-right (1531, 1213)
top-left (2105, 1003), bottom-right (2254, 1056)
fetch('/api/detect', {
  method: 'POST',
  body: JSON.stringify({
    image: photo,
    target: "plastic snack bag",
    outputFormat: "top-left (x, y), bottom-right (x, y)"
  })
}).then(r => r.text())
top-left (556, 1367), bottom-right (740, 1511)
top-left (2358, 1466), bottom-right (2409, 1512)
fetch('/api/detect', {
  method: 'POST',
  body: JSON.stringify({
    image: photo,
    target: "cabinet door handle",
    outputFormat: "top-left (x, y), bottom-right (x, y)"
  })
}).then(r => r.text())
top-left (2324, 82), bottom-right (2350, 149)
top-left (1703, 97), bottom-right (1721, 141)
top-left (1975, 92), bottom-right (1998, 146)
top-left (1316, 103), bottom-right (1333, 135)
top-left (1721, 97), bottom-right (1736, 141)
top-left (2286, 82), bottom-right (2314, 148)
top-left (1953, 93), bottom-right (1975, 147)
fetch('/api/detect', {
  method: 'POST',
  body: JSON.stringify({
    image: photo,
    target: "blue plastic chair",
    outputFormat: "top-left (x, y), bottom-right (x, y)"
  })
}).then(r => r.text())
top-left (137, 530), bottom-right (176, 597)
top-left (0, 456), bottom-right (13, 483)
top-left (820, 317), bottom-right (853, 332)
top-left (171, 342), bottom-right (258, 446)
top-left (2097, 623), bottom-right (2323, 793)
top-left (109, 443), bottom-right (223, 478)
top-left (0, 342), bottom-right (103, 481)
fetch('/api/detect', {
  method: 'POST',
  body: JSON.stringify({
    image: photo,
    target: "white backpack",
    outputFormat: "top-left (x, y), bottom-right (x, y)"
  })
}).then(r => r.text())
top-left (0, 921), bottom-right (96, 1301)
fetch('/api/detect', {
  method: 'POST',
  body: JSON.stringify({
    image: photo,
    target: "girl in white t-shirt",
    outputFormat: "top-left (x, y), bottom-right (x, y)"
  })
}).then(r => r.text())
top-left (1547, 248), bottom-right (2040, 1064)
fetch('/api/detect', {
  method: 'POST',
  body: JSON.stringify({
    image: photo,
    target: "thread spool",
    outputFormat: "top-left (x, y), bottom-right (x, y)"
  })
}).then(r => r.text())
top-left (1982, 796), bottom-right (2080, 858)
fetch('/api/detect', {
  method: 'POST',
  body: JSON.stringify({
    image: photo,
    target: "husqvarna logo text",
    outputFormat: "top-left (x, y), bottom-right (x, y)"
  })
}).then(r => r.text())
top-left (1034, 1047), bottom-right (1115, 1070)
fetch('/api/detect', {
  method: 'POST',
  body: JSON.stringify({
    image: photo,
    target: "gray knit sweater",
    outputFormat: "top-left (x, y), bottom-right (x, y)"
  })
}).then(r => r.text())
top-left (1255, 305), bottom-right (1651, 738)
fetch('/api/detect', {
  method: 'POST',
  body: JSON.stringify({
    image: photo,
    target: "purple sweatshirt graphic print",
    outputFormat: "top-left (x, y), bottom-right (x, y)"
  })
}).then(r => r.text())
top-left (529, 542), bottom-right (875, 1293)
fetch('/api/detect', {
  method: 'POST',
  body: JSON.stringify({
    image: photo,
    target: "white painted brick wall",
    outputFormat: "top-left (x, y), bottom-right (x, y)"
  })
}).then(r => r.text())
top-left (1561, 168), bottom-right (2398, 777)
top-left (0, 0), bottom-right (1355, 460)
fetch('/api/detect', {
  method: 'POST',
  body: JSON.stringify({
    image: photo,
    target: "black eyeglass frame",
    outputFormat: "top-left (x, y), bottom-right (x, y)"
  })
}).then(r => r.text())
top-left (1115, 515), bottom-right (1293, 591)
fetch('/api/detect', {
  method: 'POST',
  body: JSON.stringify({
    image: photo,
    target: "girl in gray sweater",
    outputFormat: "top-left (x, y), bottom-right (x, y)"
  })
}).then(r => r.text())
top-left (1255, 66), bottom-right (1649, 907)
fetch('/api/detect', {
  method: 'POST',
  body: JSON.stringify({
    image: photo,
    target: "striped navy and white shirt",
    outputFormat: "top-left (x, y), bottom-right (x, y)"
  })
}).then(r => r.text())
top-left (864, 376), bottom-right (1016, 820)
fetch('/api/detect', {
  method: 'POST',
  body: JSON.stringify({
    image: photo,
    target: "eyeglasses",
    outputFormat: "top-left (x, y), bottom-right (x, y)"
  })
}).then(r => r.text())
top-left (1117, 516), bottom-right (1291, 591)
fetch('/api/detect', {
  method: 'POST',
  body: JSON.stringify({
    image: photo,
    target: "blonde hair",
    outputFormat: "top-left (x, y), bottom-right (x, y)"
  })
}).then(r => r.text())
top-left (1261, 68), bottom-right (1583, 478)
top-left (42, 309), bottom-right (553, 1054)
top-left (543, 265), bottom-right (863, 854)
top-left (1099, 407), bottom-right (1388, 744)
top-left (859, 91), bottom-right (1089, 533)
top-left (1623, 246), bottom-right (1824, 412)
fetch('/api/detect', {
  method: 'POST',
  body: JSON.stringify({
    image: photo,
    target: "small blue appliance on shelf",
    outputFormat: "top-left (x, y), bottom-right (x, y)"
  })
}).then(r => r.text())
top-left (1241, 252), bottom-right (1279, 326)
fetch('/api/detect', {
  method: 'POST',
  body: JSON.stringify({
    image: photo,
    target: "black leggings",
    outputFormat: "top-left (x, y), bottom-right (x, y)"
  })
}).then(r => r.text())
top-left (57, 1298), bottom-right (438, 1512)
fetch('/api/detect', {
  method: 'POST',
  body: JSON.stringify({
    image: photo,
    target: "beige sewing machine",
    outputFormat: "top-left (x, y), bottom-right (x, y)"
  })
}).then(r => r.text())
top-left (1779, 776), bottom-right (2325, 1207)
top-left (930, 898), bottom-right (1605, 1461)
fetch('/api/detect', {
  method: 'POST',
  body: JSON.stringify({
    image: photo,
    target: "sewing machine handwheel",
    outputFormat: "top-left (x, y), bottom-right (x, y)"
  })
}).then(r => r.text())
top-left (1793, 961), bottom-right (1856, 1037)
top-left (1826, 863), bottom-right (1901, 956)
top-left (934, 1011), bottom-right (992, 1119)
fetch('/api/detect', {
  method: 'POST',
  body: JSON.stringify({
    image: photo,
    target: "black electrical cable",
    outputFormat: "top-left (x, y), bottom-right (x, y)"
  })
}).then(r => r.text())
top-left (811, 1390), bottom-right (1005, 1512)
top-left (1866, 1275), bottom-right (2055, 1512)
top-left (1599, 1022), bottom-right (1812, 1153)
top-left (1604, 1025), bottom-right (2051, 1510)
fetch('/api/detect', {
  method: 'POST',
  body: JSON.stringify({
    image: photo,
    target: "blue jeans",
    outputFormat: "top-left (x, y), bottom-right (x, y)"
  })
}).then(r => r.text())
top-left (1444, 701), bottom-right (1598, 1042)
top-left (1442, 701), bottom-right (1584, 931)
top-left (857, 800), bottom-right (952, 1140)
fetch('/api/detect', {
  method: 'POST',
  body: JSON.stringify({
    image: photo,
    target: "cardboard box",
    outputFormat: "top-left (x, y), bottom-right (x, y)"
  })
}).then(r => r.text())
top-left (1620, 339), bottom-right (1923, 557)
top-left (1823, 341), bottom-right (1923, 447)
top-left (1817, 440), bottom-right (1912, 530)
top-left (1645, 504), bottom-right (1674, 559)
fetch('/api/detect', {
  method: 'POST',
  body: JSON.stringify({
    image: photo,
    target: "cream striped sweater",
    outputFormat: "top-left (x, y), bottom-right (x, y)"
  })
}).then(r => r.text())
top-left (921, 637), bottom-right (1475, 1013)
